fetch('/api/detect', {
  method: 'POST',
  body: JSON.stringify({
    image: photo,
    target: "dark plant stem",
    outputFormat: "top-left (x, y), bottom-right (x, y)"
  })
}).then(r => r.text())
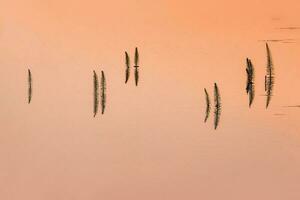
top-left (28, 69), bottom-right (32, 104)
top-left (265, 43), bottom-right (274, 109)
top-left (246, 58), bottom-right (255, 107)
top-left (134, 47), bottom-right (139, 86)
top-left (204, 88), bottom-right (211, 122)
top-left (101, 70), bottom-right (106, 114)
top-left (214, 83), bottom-right (221, 130)
top-left (125, 51), bottom-right (130, 84)
top-left (93, 70), bottom-right (99, 117)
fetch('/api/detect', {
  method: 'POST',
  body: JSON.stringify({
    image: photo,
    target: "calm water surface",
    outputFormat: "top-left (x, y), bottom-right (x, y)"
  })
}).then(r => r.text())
top-left (0, 1), bottom-right (300, 199)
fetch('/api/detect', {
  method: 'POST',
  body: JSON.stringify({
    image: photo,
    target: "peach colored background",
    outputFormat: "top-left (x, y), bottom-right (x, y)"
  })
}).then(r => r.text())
top-left (1, 0), bottom-right (300, 199)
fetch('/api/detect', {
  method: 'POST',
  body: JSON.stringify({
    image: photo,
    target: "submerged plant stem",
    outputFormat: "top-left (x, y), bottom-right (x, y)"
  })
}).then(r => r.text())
top-left (134, 67), bottom-right (139, 86)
